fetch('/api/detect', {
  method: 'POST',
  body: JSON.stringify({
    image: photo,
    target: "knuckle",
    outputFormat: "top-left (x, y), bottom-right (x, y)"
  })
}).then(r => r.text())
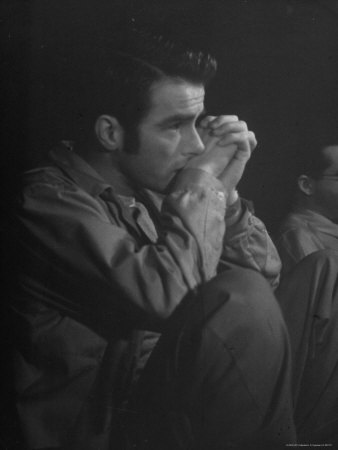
top-left (239, 131), bottom-right (249, 140)
top-left (217, 115), bottom-right (238, 123)
top-left (238, 120), bottom-right (248, 129)
top-left (249, 131), bottom-right (257, 144)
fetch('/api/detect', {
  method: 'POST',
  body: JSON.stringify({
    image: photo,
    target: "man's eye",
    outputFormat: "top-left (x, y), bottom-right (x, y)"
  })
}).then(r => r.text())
top-left (169, 122), bottom-right (181, 130)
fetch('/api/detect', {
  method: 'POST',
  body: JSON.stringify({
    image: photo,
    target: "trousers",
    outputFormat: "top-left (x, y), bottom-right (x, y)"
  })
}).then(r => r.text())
top-left (128, 265), bottom-right (296, 449)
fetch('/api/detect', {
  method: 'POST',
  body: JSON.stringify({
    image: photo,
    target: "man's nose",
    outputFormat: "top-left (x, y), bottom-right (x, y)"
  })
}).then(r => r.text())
top-left (188, 128), bottom-right (205, 155)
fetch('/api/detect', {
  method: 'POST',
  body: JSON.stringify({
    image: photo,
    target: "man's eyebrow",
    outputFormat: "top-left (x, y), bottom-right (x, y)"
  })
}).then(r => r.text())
top-left (323, 172), bottom-right (338, 177)
top-left (158, 113), bottom-right (197, 126)
top-left (158, 109), bottom-right (207, 127)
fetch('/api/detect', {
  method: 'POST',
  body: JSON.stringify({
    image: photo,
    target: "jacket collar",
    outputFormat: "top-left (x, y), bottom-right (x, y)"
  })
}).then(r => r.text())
top-left (48, 143), bottom-right (137, 199)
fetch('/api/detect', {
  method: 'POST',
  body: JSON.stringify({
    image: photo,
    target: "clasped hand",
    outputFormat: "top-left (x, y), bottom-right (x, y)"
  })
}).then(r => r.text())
top-left (186, 115), bottom-right (257, 194)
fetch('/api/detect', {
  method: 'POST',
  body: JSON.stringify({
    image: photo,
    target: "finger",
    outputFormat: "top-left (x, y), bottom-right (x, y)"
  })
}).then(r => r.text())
top-left (247, 131), bottom-right (257, 151)
top-left (249, 132), bottom-right (257, 152)
top-left (197, 124), bottom-right (213, 142)
top-left (209, 120), bottom-right (249, 137)
top-left (218, 131), bottom-right (257, 151)
top-left (207, 115), bottom-right (239, 129)
top-left (198, 114), bottom-right (239, 129)
top-left (198, 115), bottom-right (217, 129)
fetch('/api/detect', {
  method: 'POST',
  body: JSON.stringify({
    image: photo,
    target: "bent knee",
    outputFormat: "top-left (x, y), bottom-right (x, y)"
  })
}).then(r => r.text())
top-left (195, 267), bottom-right (288, 355)
top-left (200, 266), bottom-right (280, 319)
top-left (206, 266), bottom-right (273, 299)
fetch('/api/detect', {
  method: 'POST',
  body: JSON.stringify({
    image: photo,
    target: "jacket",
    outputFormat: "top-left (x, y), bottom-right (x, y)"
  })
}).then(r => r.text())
top-left (10, 143), bottom-right (281, 449)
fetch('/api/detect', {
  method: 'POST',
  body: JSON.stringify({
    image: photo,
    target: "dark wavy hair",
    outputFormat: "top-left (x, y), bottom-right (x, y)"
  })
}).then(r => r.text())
top-left (75, 28), bottom-right (217, 149)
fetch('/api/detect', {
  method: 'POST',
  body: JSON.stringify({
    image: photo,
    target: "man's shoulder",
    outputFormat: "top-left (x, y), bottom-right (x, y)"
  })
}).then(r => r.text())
top-left (278, 210), bottom-right (315, 235)
top-left (22, 164), bottom-right (75, 195)
top-left (21, 144), bottom-right (106, 199)
top-left (276, 209), bottom-right (325, 256)
top-left (276, 211), bottom-right (318, 255)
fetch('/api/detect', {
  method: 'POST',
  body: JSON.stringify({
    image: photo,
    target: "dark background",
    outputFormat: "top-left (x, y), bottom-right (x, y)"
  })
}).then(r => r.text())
top-left (1, 1), bottom-right (338, 447)
top-left (3, 0), bottom-right (338, 233)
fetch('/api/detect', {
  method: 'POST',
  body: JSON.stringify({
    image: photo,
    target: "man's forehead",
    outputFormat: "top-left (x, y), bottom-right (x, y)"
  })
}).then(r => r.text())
top-left (149, 78), bottom-right (205, 111)
top-left (323, 145), bottom-right (338, 165)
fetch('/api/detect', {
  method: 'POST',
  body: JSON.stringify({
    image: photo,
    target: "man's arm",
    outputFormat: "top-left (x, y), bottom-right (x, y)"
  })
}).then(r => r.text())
top-left (17, 165), bottom-right (227, 332)
top-left (220, 197), bottom-right (282, 289)
top-left (188, 115), bottom-right (281, 288)
top-left (187, 115), bottom-right (256, 196)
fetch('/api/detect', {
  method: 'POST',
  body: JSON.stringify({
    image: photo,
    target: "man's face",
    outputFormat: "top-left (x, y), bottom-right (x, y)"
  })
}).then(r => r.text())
top-left (118, 78), bottom-right (206, 193)
top-left (312, 146), bottom-right (338, 223)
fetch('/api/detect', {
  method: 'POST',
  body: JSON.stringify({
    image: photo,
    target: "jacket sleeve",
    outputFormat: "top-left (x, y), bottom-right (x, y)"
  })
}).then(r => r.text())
top-left (218, 198), bottom-right (282, 289)
top-left (17, 168), bottom-right (227, 330)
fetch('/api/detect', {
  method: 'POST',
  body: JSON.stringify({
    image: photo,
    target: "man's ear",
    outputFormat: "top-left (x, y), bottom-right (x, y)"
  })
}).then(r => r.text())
top-left (298, 174), bottom-right (315, 196)
top-left (95, 115), bottom-right (124, 151)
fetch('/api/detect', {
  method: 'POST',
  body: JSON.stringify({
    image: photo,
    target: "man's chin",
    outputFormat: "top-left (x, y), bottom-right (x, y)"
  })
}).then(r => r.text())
top-left (162, 171), bottom-right (183, 194)
top-left (144, 172), bottom-right (181, 195)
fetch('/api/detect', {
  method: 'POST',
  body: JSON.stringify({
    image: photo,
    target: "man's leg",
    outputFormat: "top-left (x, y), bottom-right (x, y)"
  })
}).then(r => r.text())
top-left (129, 266), bottom-right (296, 449)
top-left (276, 249), bottom-right (338, 444)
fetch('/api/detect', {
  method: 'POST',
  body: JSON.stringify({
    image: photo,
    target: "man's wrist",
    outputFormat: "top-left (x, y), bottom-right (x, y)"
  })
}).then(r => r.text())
top-left (227, 189), bottom-right (239, 206)
top-left (225, 190), bottom-right (243, 226)
top-left (172, 167), bottom-right (226, 194)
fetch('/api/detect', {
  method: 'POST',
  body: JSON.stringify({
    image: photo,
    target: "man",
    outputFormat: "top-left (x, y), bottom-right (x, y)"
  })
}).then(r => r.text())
top-left (276, 137), bottom-right (338, 275)
top-left (275, 137), bottom-right (338, 444)
top-left (9, 31), bottom-right (295, 449)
